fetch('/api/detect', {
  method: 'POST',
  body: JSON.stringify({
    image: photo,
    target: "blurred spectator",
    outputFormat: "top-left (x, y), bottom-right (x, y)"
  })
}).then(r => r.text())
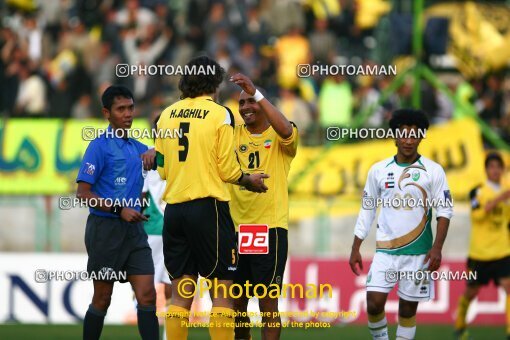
top-left (355, 75), bottom-right (382, 127)
top-left (17, 15), bottom-right (42, 63)
top-left (319, 74), bottom-right (353, 130)
top-left (274, 26), bottom-right (310, 89)
top-left (233, 42), bottom-right (259, 79)
top-left (309, 19), bottom-right (337, 64)
top-left (115, 0), bottom-right (156, 37)
top-left (277, 87), bottom-right (313, 141)
top-left (480, 74), bottom-right (504, 129)
top-left (14, 62), bottom-right (47, 116)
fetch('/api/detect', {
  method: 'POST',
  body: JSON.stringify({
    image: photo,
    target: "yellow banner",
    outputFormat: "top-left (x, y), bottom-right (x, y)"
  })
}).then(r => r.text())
top-left (0, 119), bottom-right (151, 194)
top-left (288, 118), bottom-right (485, 202)
top-left (0, 118), bottom-right (486, 199)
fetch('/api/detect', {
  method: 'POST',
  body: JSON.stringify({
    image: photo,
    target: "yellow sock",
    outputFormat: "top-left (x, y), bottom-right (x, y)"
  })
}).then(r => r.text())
top-left (455, 295), bottom-right (471, 330)
top-left (165, 305), bottom-right (189, 340)
top-left (506, 295), bottom-right (510, 335)
top-left (209, 307), bottom-right (235, 340)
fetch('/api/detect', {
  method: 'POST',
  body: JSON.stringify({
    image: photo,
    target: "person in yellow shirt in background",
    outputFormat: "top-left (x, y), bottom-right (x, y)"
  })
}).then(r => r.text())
top-left (228, 73), bottom-right (298, 340)
top-left (455, 152), bottom-right (510, 340)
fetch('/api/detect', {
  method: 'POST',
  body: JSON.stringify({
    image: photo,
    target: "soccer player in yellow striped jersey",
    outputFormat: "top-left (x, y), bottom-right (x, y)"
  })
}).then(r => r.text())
top-left (154, 56), bottom-right (269, 340)
top-left (228, 73), bottom-right (298, 340)
top-left (455, 152), bottom-right (510, 340)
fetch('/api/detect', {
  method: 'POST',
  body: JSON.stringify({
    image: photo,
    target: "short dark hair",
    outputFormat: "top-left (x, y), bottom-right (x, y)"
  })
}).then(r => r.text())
top-left (178, 56), bottom-right (225, 99)
top-left (485, 152), bottom-right (504, 168)
top-left (101, 85), bottom-right (134, 111)
top-left (389, 109), bottom-right (430, 132)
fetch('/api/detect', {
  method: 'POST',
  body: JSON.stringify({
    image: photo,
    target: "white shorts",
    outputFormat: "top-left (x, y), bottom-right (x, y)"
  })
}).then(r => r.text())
top-left (148, 235), bottom-right (171, 285)
top-left (366, 252), bottom-right (434, 302)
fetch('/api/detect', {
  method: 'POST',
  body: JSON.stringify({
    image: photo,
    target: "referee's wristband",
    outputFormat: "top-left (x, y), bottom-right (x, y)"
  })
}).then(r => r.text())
top-left (110, 204), bottom-right (124, 216)
top-left (253, 89), bottom-right (264, 102)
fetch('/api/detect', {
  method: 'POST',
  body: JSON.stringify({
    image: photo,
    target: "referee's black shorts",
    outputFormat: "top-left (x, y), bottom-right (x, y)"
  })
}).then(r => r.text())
top-left (163, 197), bottom-right (237, 280)
top-left (234, 227), bottom-right (288, 296)
top-left (85, 214), bottom-right (154, 282)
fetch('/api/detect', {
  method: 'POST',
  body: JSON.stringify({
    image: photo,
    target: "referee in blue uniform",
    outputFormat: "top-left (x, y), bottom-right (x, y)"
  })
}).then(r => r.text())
top-left (76, 85), bottom-right (159, 340)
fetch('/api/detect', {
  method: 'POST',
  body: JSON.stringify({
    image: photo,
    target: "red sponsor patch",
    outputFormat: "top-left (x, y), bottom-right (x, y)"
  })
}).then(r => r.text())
top-left (238, 224), bottom-right (269, 254)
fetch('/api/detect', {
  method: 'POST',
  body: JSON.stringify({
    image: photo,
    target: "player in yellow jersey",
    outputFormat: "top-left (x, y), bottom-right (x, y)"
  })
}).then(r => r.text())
top-left (455, 152), bottom-right (510, 340)
top-left (228, 73), bottom-right (298, 340)
top-left (155, 56), bottom-right (269, 340)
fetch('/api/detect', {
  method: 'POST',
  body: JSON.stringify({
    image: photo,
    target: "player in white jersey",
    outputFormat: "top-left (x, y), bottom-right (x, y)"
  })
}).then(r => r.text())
top-left (349, 109), bottom-right (453, 340)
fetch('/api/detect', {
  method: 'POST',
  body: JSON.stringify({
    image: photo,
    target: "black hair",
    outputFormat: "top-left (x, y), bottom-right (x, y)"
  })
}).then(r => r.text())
top-left (485, 152), bottom-right (504, 168)
top-left (178, 56), bottom-right (225, 99)
top-left (389, 109), bottom-right (430, 132)
top-left (101, 85), bottom-right (134, 111)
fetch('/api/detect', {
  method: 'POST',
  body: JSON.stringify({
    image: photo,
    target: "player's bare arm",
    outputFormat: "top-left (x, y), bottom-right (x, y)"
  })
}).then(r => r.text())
top-left (230, 72), bottom-right (293, 139)
top-left (141, 148), bottom-right (156, 170)
top-left (349, 236), bottom-right (364, 276)
top-left (484, 189), bottom-right (510, 213)
top-left (77, 181), bottom-right (148, 223)
top-left (424, 216), bottom-right (449, 271)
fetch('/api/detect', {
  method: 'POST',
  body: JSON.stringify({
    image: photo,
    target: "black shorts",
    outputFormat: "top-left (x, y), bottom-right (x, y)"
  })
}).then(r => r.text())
top-left (467, 256), bottom-right (510, 286)
top-left (234, 227), bottom-right (288, 295)
top-left (163, 197), bottom-right (237, 280)
top-left (85, 214), bottom-right (154, 282)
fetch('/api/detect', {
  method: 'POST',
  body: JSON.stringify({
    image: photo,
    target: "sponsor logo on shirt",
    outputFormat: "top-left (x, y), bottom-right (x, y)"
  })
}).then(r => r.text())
top-left (114, 177), bottom-right (127, 185)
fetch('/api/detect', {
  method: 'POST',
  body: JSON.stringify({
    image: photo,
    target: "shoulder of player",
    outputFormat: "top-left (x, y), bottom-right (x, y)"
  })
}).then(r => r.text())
top-left (374, 156), bottom-right (395, 170)
top-left (469, 184), bottom-right (482, 200)
top-left (417, 156), bottom-right (445, 173)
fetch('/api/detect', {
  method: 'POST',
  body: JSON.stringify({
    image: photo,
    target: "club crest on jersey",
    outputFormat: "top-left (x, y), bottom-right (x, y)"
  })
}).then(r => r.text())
top-left (264, 139), bottom-right (272, 149)
top-left (412, 170), bottom-right (420, 181)
top-left (239, 144), bottom-right (248, 153)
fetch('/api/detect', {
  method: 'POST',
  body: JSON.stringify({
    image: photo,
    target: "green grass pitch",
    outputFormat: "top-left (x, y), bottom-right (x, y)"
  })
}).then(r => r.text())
top-left (0, 324), bottom-right (506, 339)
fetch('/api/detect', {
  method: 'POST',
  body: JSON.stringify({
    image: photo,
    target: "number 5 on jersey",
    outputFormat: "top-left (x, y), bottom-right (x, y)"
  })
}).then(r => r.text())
top-left (178, 122), bottom-right (190, 162)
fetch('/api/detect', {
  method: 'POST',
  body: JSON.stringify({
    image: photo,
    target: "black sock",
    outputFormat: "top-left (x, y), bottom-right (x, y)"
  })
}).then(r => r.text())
top-left (83, 304), bottom-right (106, 340)
top-left (137, 304), bottom-right (159, 340)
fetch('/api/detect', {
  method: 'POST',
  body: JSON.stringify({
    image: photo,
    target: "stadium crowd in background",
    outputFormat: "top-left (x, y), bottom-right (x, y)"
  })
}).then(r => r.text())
top-left (1, 0), bottom-right (510, 146)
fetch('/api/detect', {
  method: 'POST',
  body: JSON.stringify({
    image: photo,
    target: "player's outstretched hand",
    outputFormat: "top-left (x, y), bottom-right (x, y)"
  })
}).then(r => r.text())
top-left (230, 73), bottom-right (256, 96)
top-left (244, 173), bottom-right (269, 193)
top-left (141, 148), bottom-right (156, 170)
top-left (349, 249), bottom-right (363, 276)
top-left (120, 208), bottom-right (149, 223)
top-left (424, 247), bottom-right (442, 271)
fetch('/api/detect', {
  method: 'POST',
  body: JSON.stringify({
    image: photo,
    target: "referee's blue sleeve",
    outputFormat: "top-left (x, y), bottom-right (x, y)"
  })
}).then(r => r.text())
top-left (76, 140), bottom-right (104, 185)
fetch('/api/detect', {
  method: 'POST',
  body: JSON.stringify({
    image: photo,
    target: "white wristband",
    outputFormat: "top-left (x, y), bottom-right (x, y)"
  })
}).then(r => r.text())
top-left (253, 89), bottom-right (264, 102)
